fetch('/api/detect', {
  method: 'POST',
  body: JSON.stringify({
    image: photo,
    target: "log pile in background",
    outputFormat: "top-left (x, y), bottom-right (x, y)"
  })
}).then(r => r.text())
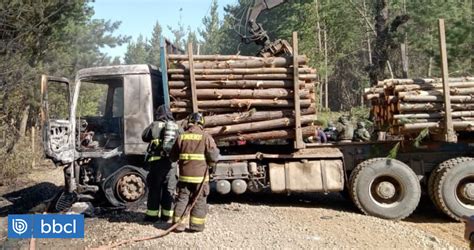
top-left (167, 54), bottom-right (318, 142)
top-left (365, 77), bottom-right (474, 135)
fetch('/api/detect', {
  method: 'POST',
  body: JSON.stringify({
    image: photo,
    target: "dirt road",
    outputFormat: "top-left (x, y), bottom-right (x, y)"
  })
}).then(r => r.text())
top-left (0, 166), bottom-right (469, 249)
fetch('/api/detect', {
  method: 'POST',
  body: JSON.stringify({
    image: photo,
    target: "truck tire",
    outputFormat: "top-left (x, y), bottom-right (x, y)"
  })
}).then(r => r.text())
top-left (432, 157), bottom-right (474, 221)
top-left (350, 158), bottom-right (421, 220)
top-left (428, 157), bottom-right (472, 212)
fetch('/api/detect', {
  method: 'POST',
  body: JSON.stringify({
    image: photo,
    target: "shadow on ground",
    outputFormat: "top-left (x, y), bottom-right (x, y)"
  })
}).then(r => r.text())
top-left (0, 182), bottom-right (61, 216)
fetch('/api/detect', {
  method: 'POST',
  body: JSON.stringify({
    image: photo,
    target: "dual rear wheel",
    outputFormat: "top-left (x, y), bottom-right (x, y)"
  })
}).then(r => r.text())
top-left (428, 157), bottom-right (474, 221)
top-left (349, 157), bottom-right (474, 221)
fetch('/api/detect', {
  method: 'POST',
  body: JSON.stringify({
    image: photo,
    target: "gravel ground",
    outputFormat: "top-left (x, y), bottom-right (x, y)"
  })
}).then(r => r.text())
top-left (0, 165), bottom-right (470, 249)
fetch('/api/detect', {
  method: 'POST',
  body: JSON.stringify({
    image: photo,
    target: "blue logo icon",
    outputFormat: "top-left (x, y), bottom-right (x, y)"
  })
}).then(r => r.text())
top-left (8, 214), bottom-right (84, 239)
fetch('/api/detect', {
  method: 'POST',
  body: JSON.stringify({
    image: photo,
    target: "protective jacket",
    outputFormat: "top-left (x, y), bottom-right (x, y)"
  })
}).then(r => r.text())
top-left (170, 124), bottom-right (220, 183)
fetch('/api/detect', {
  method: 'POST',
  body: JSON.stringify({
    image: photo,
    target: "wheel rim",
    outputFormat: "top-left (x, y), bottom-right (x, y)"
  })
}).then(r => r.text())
top-left (369, 175), bottom-right (404, 208)
top-left (116, 172), bottom-right (146, 202)
top-left (455, 175), bottom-right (474, 209)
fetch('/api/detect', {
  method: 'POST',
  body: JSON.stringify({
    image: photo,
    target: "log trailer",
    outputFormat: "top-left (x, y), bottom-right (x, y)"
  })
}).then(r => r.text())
top-left (40, 32), bottom-right (474, 221)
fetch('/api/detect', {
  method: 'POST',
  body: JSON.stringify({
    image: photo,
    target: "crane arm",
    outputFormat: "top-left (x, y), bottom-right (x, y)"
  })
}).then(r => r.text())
top-left (243, 0), bottom-right (292, 57)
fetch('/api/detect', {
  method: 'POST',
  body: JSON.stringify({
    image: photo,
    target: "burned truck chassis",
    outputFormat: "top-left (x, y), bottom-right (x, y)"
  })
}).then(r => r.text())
top-left (58, 139), bottom-right (474, 222)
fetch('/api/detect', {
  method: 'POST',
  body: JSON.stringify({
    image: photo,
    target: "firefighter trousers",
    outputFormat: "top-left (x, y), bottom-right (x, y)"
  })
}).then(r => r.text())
top-left (146, 159), bottom-right (177, 221)
top-left (173, 181), bottom-right (210, 231)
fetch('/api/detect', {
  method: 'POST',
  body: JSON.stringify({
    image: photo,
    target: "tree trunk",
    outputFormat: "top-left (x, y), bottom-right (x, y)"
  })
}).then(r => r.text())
top-left (170, 88), bottom-right (312, 99)
top-left (171, 99), bottom-right (313, 109)
top-left (203, 108), bottom-right (316, 127)
top-left (169, 80), bottom-right (310, 89)
top-left (175, 56), bottom-right (307, 69)
top-left (215, 126), bottom-right (317, 141)
top-left (169, 54), bottom-right (262, 61)
top-left (402, 95), bottom-right (474, 103)
top-left (205, 115), bottom-right (315, 135)
top-left (169, 73), bottom-right (317, 81)
top-left (18, 105), bottom-right (30, 138)
top-left (168, 67), bottom-right (314, 75)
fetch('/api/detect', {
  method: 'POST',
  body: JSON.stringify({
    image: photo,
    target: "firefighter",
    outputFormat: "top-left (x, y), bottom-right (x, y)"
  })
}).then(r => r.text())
top-left (170, 112), bottom-right (220, 232)
top-left (353, 121), bottom-right (371, 142)
top-left (141, 105), bottom-right (180, 223)
top-left (336, 116), bottom-right (354, 143)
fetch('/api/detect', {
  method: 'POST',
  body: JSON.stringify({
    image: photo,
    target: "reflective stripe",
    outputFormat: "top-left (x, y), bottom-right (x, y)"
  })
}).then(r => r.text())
top-left (162, 209), bottom-right (174, 217)
top-left (151, 139), bottom-right (160, 146)
top-left (148, 155), bottom-right (162, 162)
top-left (190, 216), bottom-right (206, 225)
top-left (180, 133), bottom-right (203, 141)
top-left (146, 210), bottom-right (160, 217)
top-left (179, 175), bottom-right (209, 183)
top-left (179, 153), bottom-right (205, 161)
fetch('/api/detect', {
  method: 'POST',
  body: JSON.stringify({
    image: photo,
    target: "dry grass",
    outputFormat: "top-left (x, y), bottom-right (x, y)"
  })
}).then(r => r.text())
top-left (0, 134), bottom-right (43, 185)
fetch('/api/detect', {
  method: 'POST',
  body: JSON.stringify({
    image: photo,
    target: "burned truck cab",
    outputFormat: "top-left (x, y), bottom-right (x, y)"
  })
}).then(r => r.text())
top-left (41, 65), bottom-right (164, 208)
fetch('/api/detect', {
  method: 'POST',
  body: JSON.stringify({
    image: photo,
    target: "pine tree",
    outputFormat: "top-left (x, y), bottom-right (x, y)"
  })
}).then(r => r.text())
top-left (199, 0), bottom-right (222, 54)
top-left (147, 21), bottom-right (162, 66)
top-left (186, 29), bottom-right (199, 54)
top-left (124, 35), bottom-right (149, 64)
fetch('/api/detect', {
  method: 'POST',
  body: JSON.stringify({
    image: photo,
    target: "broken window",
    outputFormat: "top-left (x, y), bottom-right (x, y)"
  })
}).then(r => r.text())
top-left (76, 78), bottom-right (124, 151)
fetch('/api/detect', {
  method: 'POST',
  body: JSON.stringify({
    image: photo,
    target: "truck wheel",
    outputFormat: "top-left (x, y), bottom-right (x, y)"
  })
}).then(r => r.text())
top-left (428, 157), bottom-right (472, 211)
top-left (114, 169), bottom-right (147, 204)
top-left (350, 158), bottom-right (421, 220)
top-left (432, 157), bottom-right (474, 221)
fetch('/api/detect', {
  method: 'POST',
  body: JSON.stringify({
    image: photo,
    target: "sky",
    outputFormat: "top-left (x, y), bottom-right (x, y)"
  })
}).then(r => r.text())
top-left (92, 0), bottom-right (237, 58)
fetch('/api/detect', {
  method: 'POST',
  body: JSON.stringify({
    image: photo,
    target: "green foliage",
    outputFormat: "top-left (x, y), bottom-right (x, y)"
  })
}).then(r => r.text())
top-left (413, 128), bottom-right (430, 148)
top-left (147, 22), bottom-right (163, 66)
top-left (199, 0), bottom-right (222, 54)
top-left (0, 0), bottom-right (128, 179)
top-left (77, 83), bottom-right (108, 117)
top-left (387, 142), bottom-right (401, 159)
top-left (124, 35), bottom-right (149, 64)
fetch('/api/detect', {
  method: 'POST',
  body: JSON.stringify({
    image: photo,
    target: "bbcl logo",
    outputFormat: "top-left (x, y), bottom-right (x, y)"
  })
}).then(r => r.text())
top-left (11, 218), bottom-right (29, 235)
top-left (8, 214), bottom-right (84, 239)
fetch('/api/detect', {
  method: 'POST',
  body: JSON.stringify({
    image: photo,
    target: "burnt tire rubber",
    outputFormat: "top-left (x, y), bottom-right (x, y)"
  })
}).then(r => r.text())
top-left (432, 157), bottom-right (474, 221)
top-left (428, 157), bottom-right (472, 212)
top-left (349, 158), bottom-right (421, 220)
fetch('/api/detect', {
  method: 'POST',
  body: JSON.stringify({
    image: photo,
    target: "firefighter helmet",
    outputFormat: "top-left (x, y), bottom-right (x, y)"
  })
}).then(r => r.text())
top-left (188, 112), bottom-right (205, 126)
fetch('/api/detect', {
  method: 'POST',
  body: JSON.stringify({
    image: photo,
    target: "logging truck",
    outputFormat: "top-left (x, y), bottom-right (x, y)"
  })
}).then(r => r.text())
top-left (41, 35), bottom-right (474, 222)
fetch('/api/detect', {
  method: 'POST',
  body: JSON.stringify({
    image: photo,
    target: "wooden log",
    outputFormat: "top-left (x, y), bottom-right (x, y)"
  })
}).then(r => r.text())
top-left (365, 93), bottom-right (382, 100)
top-left (169, 73), bottom-right (318, 81)
top-left (403, 122), bottom-right (439, 130)
top-left (397, 118), bottom-right (440, 124)
top-left (170, 99), bottom-right (313, 108)
top-left (169, 54), bottom-right (263, 61)
top-left (205, 114), bottom-right (315, 135)
top-left (168, 80), bottom-right (308, 89)
top-left (398, 90), bottom-right (441, 98)
top-left (170, 88), bottom-right (311, 99)
top-left (398, 88), bottom-right (474, 98)
top-left (399, 102), bottom-right (474, 113)
top-left (402, 95), bottom-right (474, 103)
top-left (168, 67), bottom-right (315, 75)
top-left (393, 82), bottom-right (474, 92)
top-left (399, 103), bottom-right (443, 112)
top-left (203, 108), bottom-right (316, 127)
top-left (364, 87), bottom-right (384, 94)
top-left (377, 77), bottom-right (474, 87)
top-left (394, 111), bottom-right (474, 119)
top-left (171, 108), bottom-right (238, 113)
top-left (173, 56), bottom-right (308, 69)
top-left (215, 126), bottom-right (317, 141)
top-left (403, 121), bottom-right (474, 131)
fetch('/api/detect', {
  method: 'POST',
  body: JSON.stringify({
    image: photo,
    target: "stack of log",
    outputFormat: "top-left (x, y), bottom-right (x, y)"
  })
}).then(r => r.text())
top-left (167, 54), bottom-right (318, 142)
top-left (365, 77), bottom-right (474, 134)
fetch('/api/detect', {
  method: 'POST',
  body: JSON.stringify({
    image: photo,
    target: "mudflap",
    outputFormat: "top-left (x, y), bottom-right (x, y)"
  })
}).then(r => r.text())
top-left (101, 165), bottom-right (148, 207)
top-left (48, 191), bottom-right (78, 213)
